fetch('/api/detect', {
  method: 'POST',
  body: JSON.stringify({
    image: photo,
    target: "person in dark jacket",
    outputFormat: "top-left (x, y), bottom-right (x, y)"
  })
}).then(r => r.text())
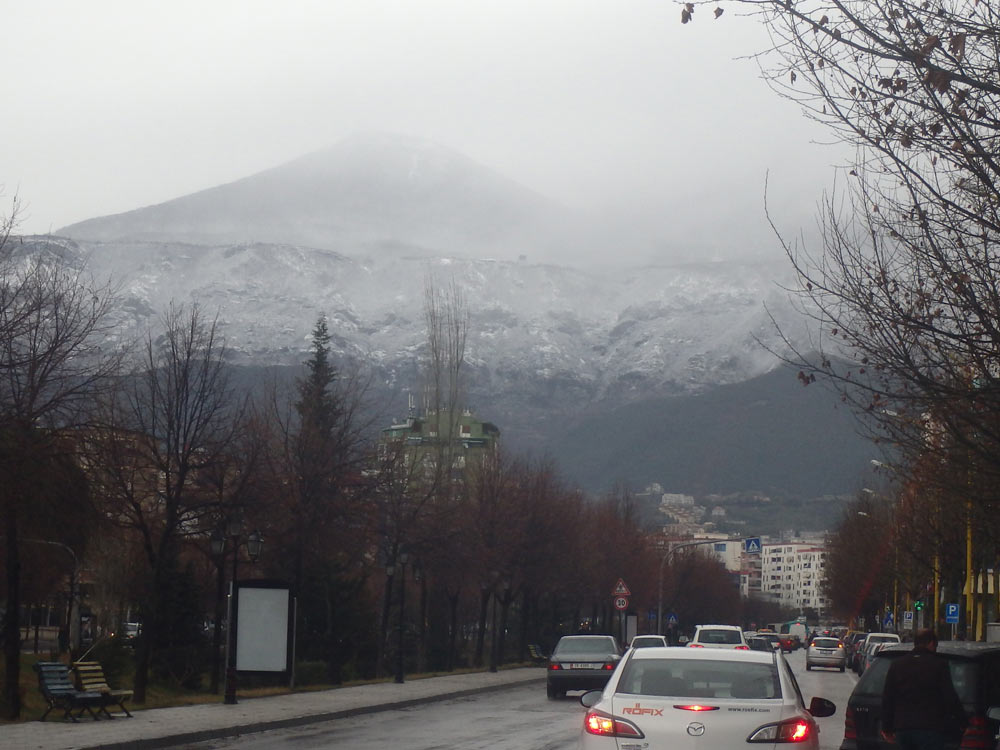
top-left (881, 628), bottom-right (966, 750)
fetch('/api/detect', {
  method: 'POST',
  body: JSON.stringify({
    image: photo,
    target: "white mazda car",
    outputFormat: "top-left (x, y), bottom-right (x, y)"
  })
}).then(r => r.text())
top-left (579, 646), bottom-right (836, 749)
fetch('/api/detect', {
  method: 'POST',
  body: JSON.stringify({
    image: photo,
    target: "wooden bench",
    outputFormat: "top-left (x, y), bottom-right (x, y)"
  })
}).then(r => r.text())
top-left (73, 661), bottom-right (133, 718)
top-left (34, 661), bottom-right (104, 722)
top-left (528, 643), bottom-right (548, 663)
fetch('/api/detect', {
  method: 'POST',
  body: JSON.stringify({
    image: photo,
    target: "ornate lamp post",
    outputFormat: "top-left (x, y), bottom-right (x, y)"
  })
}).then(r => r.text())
top-left (222, 507), bottom-right (263, 705)
top-left (395, 552), bottom-right (409, 684)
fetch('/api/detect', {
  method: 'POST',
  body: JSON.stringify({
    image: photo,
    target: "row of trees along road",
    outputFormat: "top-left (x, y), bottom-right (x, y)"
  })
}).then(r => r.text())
top-left (685, 2), bottom-right (1000, 629)
top-left (0, 210), bottom-right (767, 719)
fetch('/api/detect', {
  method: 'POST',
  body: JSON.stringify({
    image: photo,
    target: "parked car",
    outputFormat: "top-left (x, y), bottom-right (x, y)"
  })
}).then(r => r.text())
top-left (840, 642), bottom-right (1000, 750)
top-left (580, 644), bottom-right (836, 749)
top-left (806, 636), bottom-right (847, 672)
top-left (853, 633), bottom-right (901, 674)
top-left (842, 631), bottom-right (867, 664)
top-left (546, 635), bottom-right (622, 699)
top-left (858, 641), bottom-right (890, 676)
top-left (779, 635), bottom-right (797, 653)
top-left (629, 635), bottom-right (668, 649)
top-left (687, 624), bottom-right (750, 650)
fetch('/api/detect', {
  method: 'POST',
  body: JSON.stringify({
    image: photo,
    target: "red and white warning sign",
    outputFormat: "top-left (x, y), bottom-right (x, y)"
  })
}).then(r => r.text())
top-left (612, 578), bottom-right (631, 597)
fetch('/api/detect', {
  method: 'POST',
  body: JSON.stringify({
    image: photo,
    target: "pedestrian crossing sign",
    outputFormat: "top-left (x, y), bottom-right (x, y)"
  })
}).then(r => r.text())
top-left (744, 537), bottom-right (761, 554)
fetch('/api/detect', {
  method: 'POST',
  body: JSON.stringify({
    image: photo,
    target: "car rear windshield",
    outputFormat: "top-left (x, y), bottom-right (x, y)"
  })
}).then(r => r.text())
top-left (617, 659), bottom-right (781, 699)
top-left (854, 654), bottom-right (979, 705)
top-left (553, 638), bottom-right (616, 655)
top-left (696, 629), bottom-right (743, 645)
top-left (812, 638), bottom-right (841, 649)
top-left (868, 635), bottom-right (899, 644)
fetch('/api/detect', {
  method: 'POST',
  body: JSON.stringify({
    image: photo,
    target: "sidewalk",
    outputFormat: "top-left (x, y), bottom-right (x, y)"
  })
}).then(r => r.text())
top-left (6, 667), bottom-right (546, 750)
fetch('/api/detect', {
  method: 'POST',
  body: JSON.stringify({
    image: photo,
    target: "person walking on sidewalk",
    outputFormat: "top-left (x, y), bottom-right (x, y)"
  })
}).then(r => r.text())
top-left (881, 628), bottom-right (966, 750)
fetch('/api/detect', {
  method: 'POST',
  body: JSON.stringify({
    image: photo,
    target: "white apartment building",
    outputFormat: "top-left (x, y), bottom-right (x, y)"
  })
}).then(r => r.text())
top-left (758, 542), bottom-right (830, 615)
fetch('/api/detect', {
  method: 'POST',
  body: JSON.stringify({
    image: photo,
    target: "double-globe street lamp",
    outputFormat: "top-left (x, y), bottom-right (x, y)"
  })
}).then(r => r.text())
top-left (211, 509), bottom-right (263, 705)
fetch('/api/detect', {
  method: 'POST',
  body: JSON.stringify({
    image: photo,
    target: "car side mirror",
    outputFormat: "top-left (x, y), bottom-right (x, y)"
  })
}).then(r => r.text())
top-left (987, 707), bottom-right (1000, 721)
top-left (580, 690), bottom-right (602, 708)
top-left (808, 697), bottom-right (836, 718)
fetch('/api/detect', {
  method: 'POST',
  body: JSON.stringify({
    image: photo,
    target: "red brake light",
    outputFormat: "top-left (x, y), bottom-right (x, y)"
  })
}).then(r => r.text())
top-left (748, 718), bottom-right (812, 743)
top-left (603, 662), bottom-right (615, 670)
top-left (735, 645), bottom-right (750, 650)
top-left (675, 705), bottom-right (720, 712)
top-left (688, 643), bottom-right (704, 648)
top-left (844, 706), bottom-right (857, 740)
top-left (548, 663), bottom-right (561, 670)
top-left (959, 715), bottom-right (990, 749)
top-left (584, 710), bottom-right (644, 738)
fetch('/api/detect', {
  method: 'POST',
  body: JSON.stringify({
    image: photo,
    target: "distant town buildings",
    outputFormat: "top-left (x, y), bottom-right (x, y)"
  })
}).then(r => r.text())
top-left (640, 484), bottom-right (831, 618)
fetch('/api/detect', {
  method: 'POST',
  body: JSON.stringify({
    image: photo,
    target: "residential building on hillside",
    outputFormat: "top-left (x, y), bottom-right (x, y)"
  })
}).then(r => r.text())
top-left (379, 405), bottom-right (500, 478)
top-left (757, 542), bottom-right (830, 616)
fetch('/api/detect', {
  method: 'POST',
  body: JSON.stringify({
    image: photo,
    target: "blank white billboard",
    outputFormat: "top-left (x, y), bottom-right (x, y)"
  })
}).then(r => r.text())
top-left (235, 585), bottom-right (290, 672)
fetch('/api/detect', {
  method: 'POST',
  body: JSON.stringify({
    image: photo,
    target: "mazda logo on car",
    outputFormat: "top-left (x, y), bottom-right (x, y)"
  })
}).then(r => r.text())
top-left (687, 722), bottom-right (706, 736)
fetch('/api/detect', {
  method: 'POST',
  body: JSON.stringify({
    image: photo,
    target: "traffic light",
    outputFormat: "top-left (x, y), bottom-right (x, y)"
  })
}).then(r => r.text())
top-left (914, 599), bottom-right (924, 611)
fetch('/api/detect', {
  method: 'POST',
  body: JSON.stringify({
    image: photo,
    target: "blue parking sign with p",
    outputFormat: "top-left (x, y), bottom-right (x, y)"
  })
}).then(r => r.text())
top-left (946, 603), bottom-right (960, 624)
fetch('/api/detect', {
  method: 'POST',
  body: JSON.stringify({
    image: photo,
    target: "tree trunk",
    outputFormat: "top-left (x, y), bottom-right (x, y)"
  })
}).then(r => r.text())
top-left (474, 587), bottom-right (490, 667)
top-left (376, 572), bottom-right (394, 678)
top-left (3, 507), bottom-right (22, 719)
top-left (447, 591), bottom-right (459, 672)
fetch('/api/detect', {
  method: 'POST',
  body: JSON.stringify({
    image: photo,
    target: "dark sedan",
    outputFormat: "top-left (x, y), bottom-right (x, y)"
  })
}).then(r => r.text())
top-left (546, 634), bottom-right (622, 699)
top-left (840, 641), bottom-right (1000, 750)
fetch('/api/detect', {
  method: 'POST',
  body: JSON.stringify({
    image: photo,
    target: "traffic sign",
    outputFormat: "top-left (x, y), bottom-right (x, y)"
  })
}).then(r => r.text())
top-left (614, 596), bottom-right (629, 611)
top-left (883, 611), bottom-right (894, 630)
top-left (613, 578), bottom-right (631, 596)
top-left (744, 537), bottom-right (761, 554)
top-left (902, 610), bottom-right (914, 630)
top-left (667, 613), bottom-right (678, 626)
top-left (946, 603), bottom-right (960, 624)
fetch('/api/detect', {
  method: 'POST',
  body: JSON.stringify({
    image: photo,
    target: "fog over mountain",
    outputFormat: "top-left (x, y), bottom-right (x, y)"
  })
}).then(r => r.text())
top-left (24, 132), bottom-right (869, 502)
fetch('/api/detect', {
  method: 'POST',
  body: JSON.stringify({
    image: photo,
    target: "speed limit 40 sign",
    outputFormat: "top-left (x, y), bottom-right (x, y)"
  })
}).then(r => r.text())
top-left (614, 596), bottom-right (629, 611)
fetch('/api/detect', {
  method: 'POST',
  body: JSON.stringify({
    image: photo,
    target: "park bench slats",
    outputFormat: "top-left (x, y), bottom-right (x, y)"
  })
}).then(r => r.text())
top-left (73, 661), bottom-right (133, 718)
top-left (33, 661), bottom-right (104, 722)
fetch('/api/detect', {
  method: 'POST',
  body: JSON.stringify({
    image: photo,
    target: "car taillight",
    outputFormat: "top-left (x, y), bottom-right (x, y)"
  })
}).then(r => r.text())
top-left (584, 710), bottom-right (645, 738)
top-left (959, 715), bottom-right (991, 749)
top-left (748, 718), bottom-right (813, 743)
top-left (688, 643), bottom-right (704, 648)
top-left (735, 645), bottom-right (750, 650)
top-left (675, 705), bottom-right (720, 712)
top-left (843, 706), bottom-right (857, 740)
top-left (602, 662), bottom-right (615, 670)
top-left (548, 663), bottom-right (561, 670)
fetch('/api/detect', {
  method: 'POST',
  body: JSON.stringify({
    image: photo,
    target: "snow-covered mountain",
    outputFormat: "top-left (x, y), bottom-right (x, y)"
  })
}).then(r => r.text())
top-left (14, 133), bottom-right (838, 492)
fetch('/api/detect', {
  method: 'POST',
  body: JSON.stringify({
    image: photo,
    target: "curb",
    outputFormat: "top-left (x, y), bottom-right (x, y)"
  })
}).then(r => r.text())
top-left (83, 674), bottom-right (546, 750)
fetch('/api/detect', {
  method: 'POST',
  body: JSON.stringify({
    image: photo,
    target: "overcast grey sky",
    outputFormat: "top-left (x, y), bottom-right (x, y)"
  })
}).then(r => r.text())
top-left (5, 0), bottom-right (841, 262)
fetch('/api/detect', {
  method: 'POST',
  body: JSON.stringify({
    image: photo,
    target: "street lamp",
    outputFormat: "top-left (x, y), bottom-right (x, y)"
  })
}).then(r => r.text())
top-left (222, 508), bottom-right (264, 705)
top-left (657, 537), bottom-right (741, 635)
top-left (395, 552), bottom-right (409, 684)
top-left (489, 577), bottom-right (511, 673)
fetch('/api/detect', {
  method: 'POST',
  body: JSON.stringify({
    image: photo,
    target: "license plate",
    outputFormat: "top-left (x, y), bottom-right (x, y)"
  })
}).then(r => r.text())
top-left (820, 650), bottom-right (833, 655)
top-left (570, 663), bottom-right (597, 669)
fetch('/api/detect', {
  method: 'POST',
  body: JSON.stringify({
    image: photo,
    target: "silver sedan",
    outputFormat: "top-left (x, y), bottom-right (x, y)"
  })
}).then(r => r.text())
top-left (805, 636), bottom-right (847, 671)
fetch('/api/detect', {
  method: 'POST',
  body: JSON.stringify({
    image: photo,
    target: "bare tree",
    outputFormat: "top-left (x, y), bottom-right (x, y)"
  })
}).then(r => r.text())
top-left (0, 200), bottom-right (122, 718)
top-left (86, 303), bottom-right (249, 702)
top-left (684, 1), bottom-right (1000, 500)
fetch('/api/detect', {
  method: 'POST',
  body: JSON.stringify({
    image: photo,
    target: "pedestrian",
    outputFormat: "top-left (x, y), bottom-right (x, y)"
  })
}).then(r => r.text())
top-left (881, 628), bottom-right (966, 750)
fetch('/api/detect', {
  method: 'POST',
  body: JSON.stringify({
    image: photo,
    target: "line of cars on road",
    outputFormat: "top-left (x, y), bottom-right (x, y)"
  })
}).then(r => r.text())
top-left (548, 626), bottom-right (836, 748)
top-left (547, 626), bottom-right (1000, 749)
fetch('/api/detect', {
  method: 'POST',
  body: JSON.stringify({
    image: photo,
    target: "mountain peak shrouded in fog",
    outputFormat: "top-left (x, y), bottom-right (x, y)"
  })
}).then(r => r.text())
top-left (57, 132), bottom-right (577, 259)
